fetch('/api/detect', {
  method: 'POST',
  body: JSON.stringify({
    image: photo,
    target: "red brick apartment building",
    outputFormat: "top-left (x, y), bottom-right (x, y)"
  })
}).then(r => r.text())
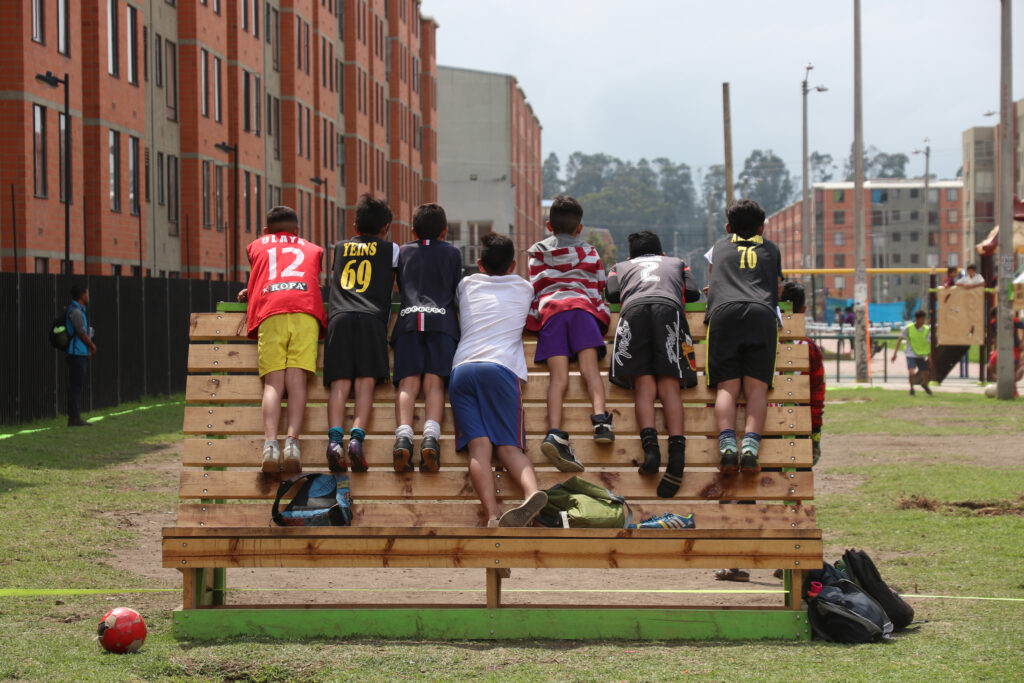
top-left (768, 178), bottom-right (964, 304)
top-left (2, 0), bottom-right (438, 278)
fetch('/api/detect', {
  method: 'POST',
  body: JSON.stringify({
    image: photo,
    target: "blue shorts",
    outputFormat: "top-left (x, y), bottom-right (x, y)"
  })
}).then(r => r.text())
top-left (535, 309), bottom-right (606, 362)
top-left (392, 331), bottom-right (457, 385)
top-left (906, 356), bottom-right (929, 372)
top-left (449, 362), bottom-right (526, 452)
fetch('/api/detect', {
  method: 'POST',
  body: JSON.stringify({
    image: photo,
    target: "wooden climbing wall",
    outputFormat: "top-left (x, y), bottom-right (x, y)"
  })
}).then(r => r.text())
top-left (937, 286), bottom-right (985, 346)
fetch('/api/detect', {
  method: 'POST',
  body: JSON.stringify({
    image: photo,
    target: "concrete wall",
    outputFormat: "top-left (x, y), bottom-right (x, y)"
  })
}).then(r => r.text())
top-left (436, 66), bottom-right (510, 183)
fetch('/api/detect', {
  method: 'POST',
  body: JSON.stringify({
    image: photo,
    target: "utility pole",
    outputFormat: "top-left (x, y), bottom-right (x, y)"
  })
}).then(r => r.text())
top-left (852, 0), bottom-right (869, 382)
top-left (914, 139), bottom-right (931, 240)
top-left (706, 192), bottom-right (714, 251)
top-left (722, 83), bottom-right (735, 207)
top-left (802, 64), bottom-right (828, 280)
top-left (996, 0), bottom-right (1014, 399)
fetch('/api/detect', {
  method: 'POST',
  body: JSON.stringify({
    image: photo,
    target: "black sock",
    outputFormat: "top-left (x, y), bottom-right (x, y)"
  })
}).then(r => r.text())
top-left (658, 436), bottom-right (686, 498)
top-left (638, 427), bottom-right (661, 474)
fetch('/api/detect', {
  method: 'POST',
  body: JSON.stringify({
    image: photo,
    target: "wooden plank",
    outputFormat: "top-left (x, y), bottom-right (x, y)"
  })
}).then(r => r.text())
top-left (190, 311), bottom-right (807, 343)
top-left (185, 372), bottom-right (811, 405)
top-left (162, 536), bottom-right (822, 569)
top-left (486, 569), bottom-right (501, 608)
top-left (187, 341), bottom-right (810, 373)
top-left (182, 404), bottom-right (812, 436)
top-left (936, 286), bottom-right (986, 346)
top-left (174, 502), bottom-right (817, 530)
top-left (182, 434), bottom-right (814, 469)
top-left (179, 469), bottom-right (814, 502)
top-left (171, 607), bottom-right (811, 641)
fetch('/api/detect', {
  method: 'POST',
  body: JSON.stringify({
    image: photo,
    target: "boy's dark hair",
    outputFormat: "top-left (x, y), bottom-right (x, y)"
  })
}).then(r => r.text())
top-left (726, 199), bottom-right (766, 239)
top-left (479, 232), bottom-right (515, 275)
top-left (946, 266), bottom-right (958, 274)
top-left (779, 281), bottom-right (806, 312)
top-left (549, 194), bottom-right (584, 234)
top-left (914, 309), bottom-right (927, 319)
top-left (412, 203), bottom-right (447, 240)
top-left (355, 194), bottom-right (392, 235)
top-left (266, 206), bottom-right (299, 233)
top-left (628, 230), bottom-right (663, 258)
top-left (966, 263), bottom-right (977, 271)
top-left (70, 284), bottom-right (87, 301)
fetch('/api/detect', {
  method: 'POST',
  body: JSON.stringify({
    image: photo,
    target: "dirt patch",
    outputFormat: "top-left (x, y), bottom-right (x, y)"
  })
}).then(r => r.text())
top-left (896, 493), bottom-right (1024, 517)
top-left (823, 432), bottom-right (1024, 469)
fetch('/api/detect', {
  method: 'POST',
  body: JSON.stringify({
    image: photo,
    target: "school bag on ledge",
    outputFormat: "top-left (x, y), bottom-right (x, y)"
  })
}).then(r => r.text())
top-left (272, 473), bottom-right (353, 527)
top-left (535, 476), bottom-right (633, 528)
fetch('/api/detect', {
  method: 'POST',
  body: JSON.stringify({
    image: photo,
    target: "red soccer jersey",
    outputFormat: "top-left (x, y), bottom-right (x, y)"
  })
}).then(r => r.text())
top-left (245, 232), bottom-right (327, 339)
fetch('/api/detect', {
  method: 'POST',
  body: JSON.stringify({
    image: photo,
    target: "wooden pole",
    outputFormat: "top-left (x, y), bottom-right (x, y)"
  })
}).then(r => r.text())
top-left (722, 83), bottom-right (735, 208)
top-left (996, 0), bottom-right (1014, 399)
top-left (852, 0), bottom-right (869, 382)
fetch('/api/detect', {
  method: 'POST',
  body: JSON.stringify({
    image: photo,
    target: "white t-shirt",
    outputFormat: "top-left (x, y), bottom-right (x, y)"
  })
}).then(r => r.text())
top-left (452, 273), bottom-right (535, 381)
top-left (957, 272), bottom-right (985, 286)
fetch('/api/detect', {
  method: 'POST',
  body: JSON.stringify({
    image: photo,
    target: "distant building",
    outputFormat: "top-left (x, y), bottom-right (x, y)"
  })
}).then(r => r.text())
top-left (436, 66), bottom-right (542, 275)
top-left (769, 178), bottom-right (964, 304)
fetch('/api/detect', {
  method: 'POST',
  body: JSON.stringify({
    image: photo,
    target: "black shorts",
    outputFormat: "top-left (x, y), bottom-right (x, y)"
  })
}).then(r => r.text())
top-left (610, 303), bottom-right (686, 389)
top-left (392, 331), bottom-right (457, 385)
top-left (323, 312), bottom-right (390, 386)
top-left (706, 302), bottom-right (778, 387)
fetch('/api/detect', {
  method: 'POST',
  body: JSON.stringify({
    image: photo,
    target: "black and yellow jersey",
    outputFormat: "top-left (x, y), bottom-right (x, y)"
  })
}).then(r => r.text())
top-left (327, 235), bottom-right (399, 324)
top-left (707, 233), bottom-right (783, 319)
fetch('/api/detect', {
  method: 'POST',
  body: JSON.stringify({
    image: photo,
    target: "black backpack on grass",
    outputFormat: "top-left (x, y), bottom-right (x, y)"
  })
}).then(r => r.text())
top-left (842, 548), bottom-right (915, 630)
top-left (805, 563), bottom-right (893, 643)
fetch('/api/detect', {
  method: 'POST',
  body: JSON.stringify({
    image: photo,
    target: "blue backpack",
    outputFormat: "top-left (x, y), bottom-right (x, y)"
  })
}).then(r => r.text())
top-left (272, 473), bottom-right (353, 527)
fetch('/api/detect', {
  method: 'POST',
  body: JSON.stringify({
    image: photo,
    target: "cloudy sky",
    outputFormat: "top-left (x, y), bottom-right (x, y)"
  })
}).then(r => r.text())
top-left (421, 0), bottom-right (1023, 184)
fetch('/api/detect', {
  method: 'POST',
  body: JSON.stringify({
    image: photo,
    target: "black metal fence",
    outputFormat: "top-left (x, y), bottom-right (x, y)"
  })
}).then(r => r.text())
top-left (0, 273), bottom-right (243, 425)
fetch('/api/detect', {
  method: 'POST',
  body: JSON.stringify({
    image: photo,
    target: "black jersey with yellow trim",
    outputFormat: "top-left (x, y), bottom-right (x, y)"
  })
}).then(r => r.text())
top-left (327, 235), bottom-right (400, 324)
top-left (706, 233), bottom-right (783, 319)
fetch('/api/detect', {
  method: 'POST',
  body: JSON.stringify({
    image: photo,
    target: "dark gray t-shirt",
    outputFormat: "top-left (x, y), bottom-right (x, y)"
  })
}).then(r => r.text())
top-left (707, 234), bottom-right (782, 319)
top-left (606, 255), bottom-right (700, 312)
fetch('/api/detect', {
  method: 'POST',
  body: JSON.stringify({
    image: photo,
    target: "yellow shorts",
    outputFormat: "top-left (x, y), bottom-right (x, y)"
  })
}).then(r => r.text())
top-left (257, 313), bottom-right (320, 377)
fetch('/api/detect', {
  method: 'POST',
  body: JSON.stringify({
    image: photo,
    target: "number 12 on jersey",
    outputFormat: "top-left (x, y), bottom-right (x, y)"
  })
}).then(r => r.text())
top-left (736, 245), bottom-right (758, 269)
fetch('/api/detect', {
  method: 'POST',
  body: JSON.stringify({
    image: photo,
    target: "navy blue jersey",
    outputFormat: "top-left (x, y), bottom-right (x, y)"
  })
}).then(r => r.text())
top-left (391, 239), bottom-right (463, 342)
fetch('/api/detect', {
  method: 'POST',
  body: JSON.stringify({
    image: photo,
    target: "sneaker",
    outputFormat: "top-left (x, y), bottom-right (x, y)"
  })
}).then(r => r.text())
top-left (393, 436), bottom-right (413, 472)
top-left (540, 430), bottom-right (585, 472)
top-left (591, 412), bottom-right (615, 443)
top-left (67, 417), bottom-right (92, 427)
top-left (909, 387), bottom-right (916, 396)
top-left (347, 438), bottom-right (368, 472)
top-left (719, 447), bottom-right (739, 475)
top-left (923, 383), bottom-right (933, 396)
top-left (420, 436), bottom-right (440, 473)
top-left (498, 491), bottom-right (549, 527)
top-left (282, 437), bottom-right (302, 472)
top-left (629, 513), bottom-right (695, 529)
top-left (739, 449), bottom-right (761, 474)
top-left (326, 440), bottom-right (347, 473)
top-left (261, 440), bottom-right (281, 473)
top-left (714, 568), bottom-right (750, 582)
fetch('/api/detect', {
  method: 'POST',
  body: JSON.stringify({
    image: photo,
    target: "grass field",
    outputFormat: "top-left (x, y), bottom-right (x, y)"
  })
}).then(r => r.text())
top-left (1, 390), bottom-right (1022, 681)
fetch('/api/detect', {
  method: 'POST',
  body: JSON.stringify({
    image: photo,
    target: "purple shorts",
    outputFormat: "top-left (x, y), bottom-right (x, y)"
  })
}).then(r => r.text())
top-left (535, 309), bottom-right (607, 363)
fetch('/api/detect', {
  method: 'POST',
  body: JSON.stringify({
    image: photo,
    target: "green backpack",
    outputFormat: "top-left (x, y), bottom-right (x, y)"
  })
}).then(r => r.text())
top-left (535, 476), bottom-right (633, 528)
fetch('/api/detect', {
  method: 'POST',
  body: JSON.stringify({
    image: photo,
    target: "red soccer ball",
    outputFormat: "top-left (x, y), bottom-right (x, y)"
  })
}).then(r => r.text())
top-left (97, 607), bottom-right (147, 654)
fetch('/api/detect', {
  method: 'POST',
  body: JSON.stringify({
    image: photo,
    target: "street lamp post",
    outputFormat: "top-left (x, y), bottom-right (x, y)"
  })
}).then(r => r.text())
top-left (310, 176), bottom-right (327, 272)
top-left (801, 64), bottom-right (827, 287)
top-left (36, 71), bottom-right (71, 273)
top-left (215, 141), bottom-right (238, 281)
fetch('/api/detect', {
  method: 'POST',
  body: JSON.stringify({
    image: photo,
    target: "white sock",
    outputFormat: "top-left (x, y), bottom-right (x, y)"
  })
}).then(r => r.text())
top-left (423, 419), bottom-right (441, 440)
top-left (396, 424), bottom-right (414, 440)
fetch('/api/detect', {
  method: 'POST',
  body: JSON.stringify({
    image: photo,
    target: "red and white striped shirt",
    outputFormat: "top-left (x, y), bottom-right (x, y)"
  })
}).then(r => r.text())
top-left (526, 233), bottom-right (610, 333)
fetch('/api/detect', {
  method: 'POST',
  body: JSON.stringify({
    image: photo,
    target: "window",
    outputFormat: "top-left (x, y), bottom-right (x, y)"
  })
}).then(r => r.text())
top-left (128, 136), bottom-right (139, 215)
top-left (154, 34), bottom-right (163, 86)
top-left (910, 253), bottom-right (920, 265)
top-left (928, 189), bottom-right (939, 204)
top-left (58, 113), bottom-right (68, 202)
top-left (214, 57), bottom-right (222, 121)
top-left (167, 155), bottom-right (178, 226)
top-left (244, 171), bottom-right (251, 232)
top-left (213, 0), bottom-right (220, 14)
top-left (32, 0), bottom-right (44, 43)
top-left (165, 40), bottom-right (177, 120)
top-left (833, 210), bottom-right (845, 225)
top-left (254, 77), bottom-right (261, 135)
top-left (910, 210), bottom-right (919, 221)
top-left (892, 253), bottom-right (902, 264)
top-left (216, 166), bottom-right (224, 230)
top-left (947, 209), bottom-right (959, 223)
top-left (296, 20), bottom-right (302, 70)
top-left (946, 188), bottom-right (959, 202)
top-left (891, 209), bottom-right (901, 222)
top-left (202, 161), bottom-right (211, 227)
top-left (156, 151), bottom-right (164, 205)
top-left (832, 189), bottom-right (845, 202)
top-left (297, 103), bottom-right (303, 153)
top-left (891, 232), bottom-right (901, 242)
top-left (909, 231), bottom-right (919, 242)
top-left (833, 254), bottom-right (846, 268)
top-left (255, 176), bottom-right (262, 230)
top-left (58, 0), bottom-right (69, 54)
top-left (33, 105), bottom-right (47, 197)
top-left (948, 253), bottom-right (959, 267)
top-left (127, 6), bottom-right (138, 84)
top-left (947, 231), bottom-right (960, 246)
top-left (108, 0), bottom-right (119, 76)
top-left (928, 211), bottom-right (939, 226)
top-left (928, 231), bottom-right (938, 247)
top-left (242, 0), bottom-right (248, 31)
top-left (833, 276), bottom-right (845, 290)
top-left (273, 97), bottom-right (280, 159)
top-left (253, 0), bottom-right (259, 37)
top-left (305, 22), bottom-right (310, 74)
top-left (871, 210), bottom-right (884, 227)
top-left (109, 130), bottom-right (121, 211)
top-left (242, 71), bottom-right (250, 130)
top-left (142, 26), bottom-right (147, 80)
top-left (35, 257), bottom-right (49, 274)
top-left (271, 8), bottom-right (279, 70)
top-left (306, 107), bottom-right (311, 158)
top-left (200, 49), bottom-right (209, 117)
top-left (833, 231), bottom-right (845, 246)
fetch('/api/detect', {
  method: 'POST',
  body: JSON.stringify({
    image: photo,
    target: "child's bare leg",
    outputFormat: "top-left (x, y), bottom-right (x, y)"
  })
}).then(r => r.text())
top-left (577, 348), bottom-right (606, 415)
top-left (396, 375), bottom-right (421, 431)
top-left (496, 445), bottom-right (540, 497)
top-left (741, 377), bottom-right (769, 435)
top-left (422, 373), bottom-right (445, 427)
top-left (634, 375), bottom-right (657, 430)
top-left (715, 379), bottom-right (742, 433)
top-left (327, 379), bottom-right (353, 430)
top-left (262, 370), bottom-right (286, 441)
top-left (351, 377), bottom-right (376, 430)
top-left (284, 368), bottom-right (308, 439)
top-left (657, 375), bottom-right (684, 435)
top-left (467, 438), bottom-right (501, 521)
top-left (545, 355), bottom-right (569, 431)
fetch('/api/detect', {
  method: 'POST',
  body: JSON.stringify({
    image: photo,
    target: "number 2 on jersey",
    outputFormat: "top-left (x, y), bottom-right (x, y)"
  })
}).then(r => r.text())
top-left (267, 247), bottom-right (306, 280)
top-left (340, 260), bottom-right (372, 293)
top-left (736, 245), bottom-right (758, 269)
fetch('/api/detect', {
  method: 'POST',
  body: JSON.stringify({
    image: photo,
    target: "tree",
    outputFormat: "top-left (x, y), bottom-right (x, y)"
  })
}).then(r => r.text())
top-left (809, 151), bottom-right (836, 182)
top-left (584, 228), bottom-right (617, 265)
top-left (843, 143), bottom-right (910, 180)
top-left (739, 149), bottom-right (794, 215)
top-left (564, 152), bottom-right (619, 197)
top-left (542, 152), bottom-right (563, 198)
